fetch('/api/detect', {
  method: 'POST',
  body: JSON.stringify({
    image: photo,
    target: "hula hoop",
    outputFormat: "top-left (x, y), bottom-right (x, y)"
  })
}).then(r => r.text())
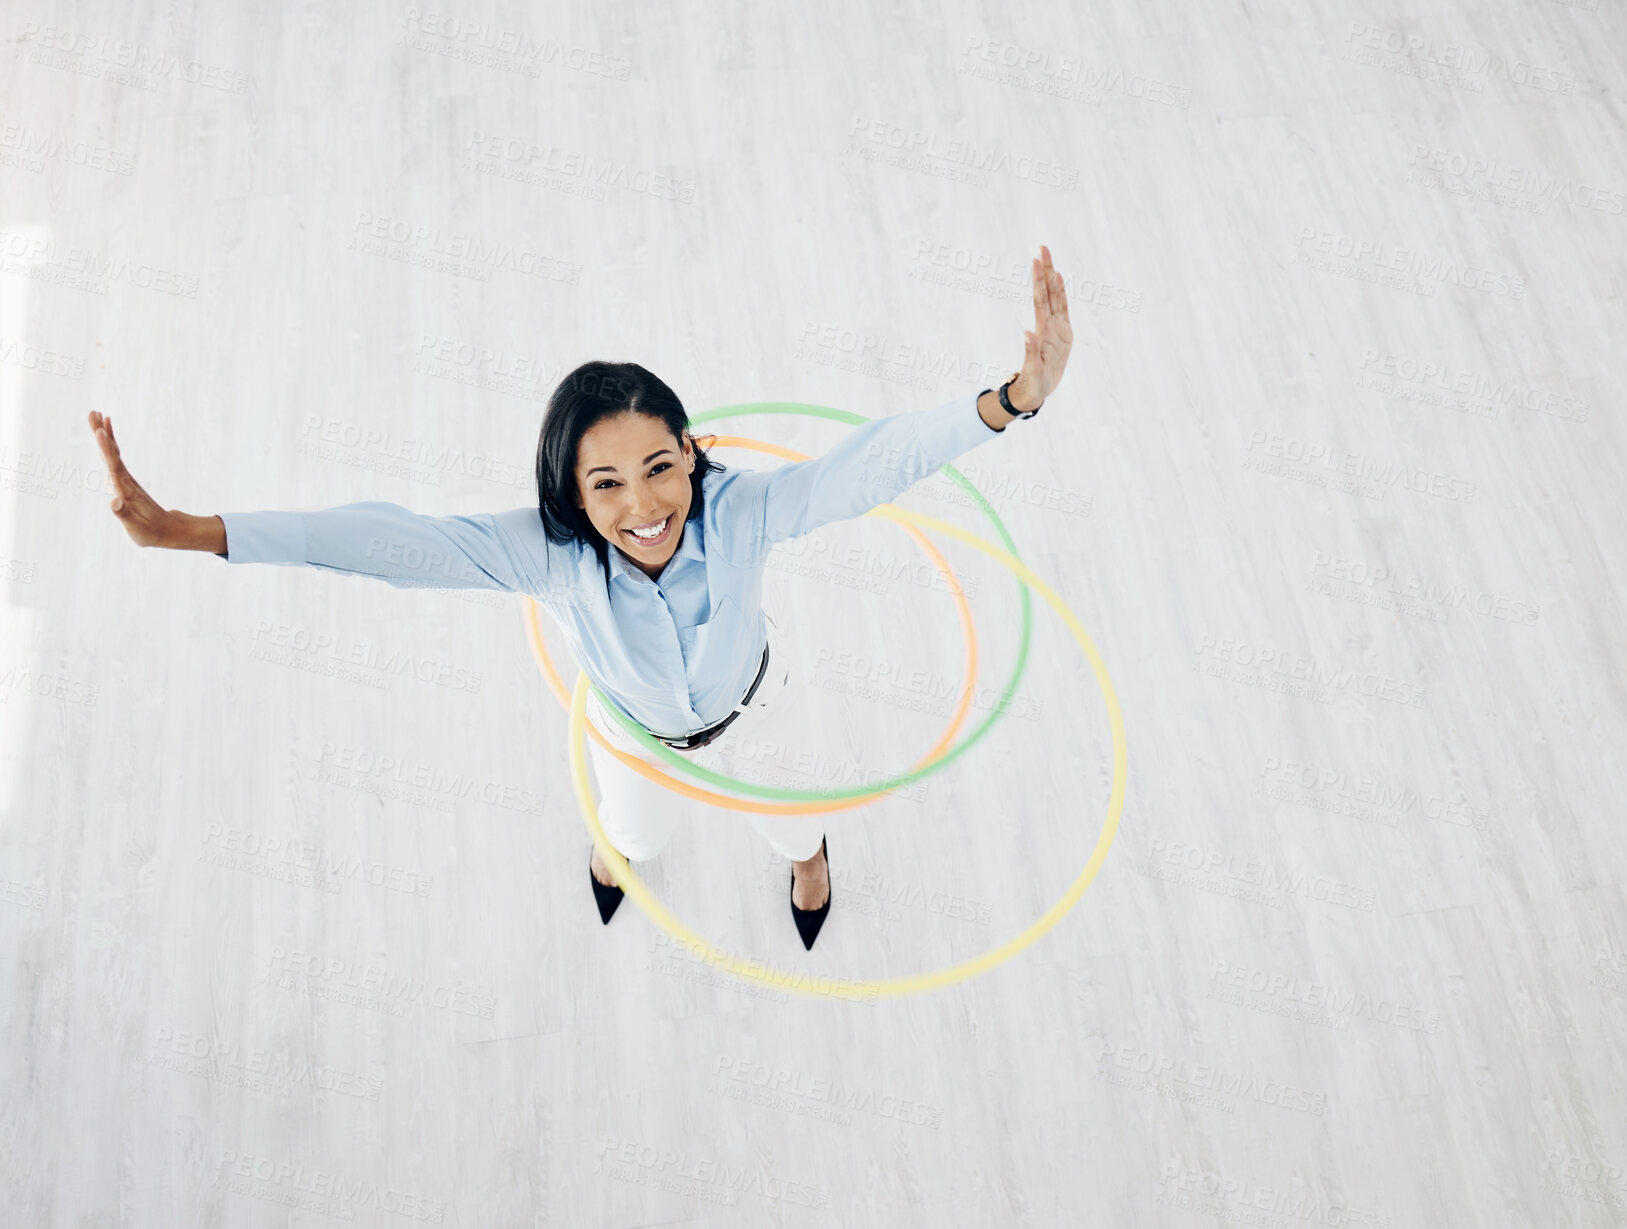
top-left (523, 431), bottom-right (984, 814)
top-left (531, 402), bottom-right (1037, 805)
top-left (566, 502), bottom-right (1125, 999)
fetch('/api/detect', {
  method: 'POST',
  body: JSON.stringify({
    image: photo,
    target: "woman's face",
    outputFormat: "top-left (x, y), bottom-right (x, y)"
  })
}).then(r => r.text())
top-left (573, 411), bottom-right (697, 576)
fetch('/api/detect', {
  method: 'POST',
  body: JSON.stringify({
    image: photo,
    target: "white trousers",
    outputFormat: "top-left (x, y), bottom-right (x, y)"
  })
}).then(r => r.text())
top-left (584, 609), bottom-right (831, 863)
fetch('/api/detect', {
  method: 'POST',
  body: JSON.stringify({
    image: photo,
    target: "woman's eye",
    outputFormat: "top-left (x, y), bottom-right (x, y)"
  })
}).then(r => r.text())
top-left (596, 462), bottom-right (671, 491)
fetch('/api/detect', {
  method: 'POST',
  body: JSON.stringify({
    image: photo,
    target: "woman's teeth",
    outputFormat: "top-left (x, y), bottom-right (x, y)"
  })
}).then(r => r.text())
top-left (627, 515), bottom-right (670, 541)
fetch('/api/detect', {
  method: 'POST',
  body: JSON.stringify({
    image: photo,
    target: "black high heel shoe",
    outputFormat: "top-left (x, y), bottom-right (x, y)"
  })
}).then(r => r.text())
top-left (590, 852), bottom-right (624, 925)
top-left (790, 836), bottom-right (831, 950)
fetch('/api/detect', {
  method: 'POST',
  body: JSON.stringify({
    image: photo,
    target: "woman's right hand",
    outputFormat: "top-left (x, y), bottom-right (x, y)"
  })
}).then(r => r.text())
top-left (87, 410), bottom-right (196, 549)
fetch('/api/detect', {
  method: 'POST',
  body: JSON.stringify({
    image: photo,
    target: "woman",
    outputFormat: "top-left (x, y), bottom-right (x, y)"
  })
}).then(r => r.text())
top-left (87, 245), bottom-right (1071, 950)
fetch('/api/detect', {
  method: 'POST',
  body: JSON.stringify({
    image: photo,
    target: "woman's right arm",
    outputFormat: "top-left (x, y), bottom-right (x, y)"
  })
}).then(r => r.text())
top-left (88, 410), bottom-right (569, 596)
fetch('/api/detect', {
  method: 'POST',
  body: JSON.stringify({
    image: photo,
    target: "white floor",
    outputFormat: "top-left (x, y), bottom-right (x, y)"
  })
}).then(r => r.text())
top-left (4, 1), bottom-right (1626, 1225)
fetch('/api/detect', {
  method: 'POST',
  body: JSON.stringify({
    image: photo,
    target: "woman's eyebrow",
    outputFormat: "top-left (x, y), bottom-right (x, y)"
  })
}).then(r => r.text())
top-left (585, 448), bottom-right (673, 477)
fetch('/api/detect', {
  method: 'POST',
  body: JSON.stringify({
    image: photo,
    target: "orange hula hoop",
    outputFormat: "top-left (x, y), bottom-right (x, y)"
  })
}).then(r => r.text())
top-left (521, 433), bottom-right (982, 816)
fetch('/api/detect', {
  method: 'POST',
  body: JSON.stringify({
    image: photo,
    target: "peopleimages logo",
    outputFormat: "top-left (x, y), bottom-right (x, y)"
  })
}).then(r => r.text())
top-left (1244, 428), bottom-right (1476, 505)
top-left (1308, 551), bottom-right (1540, 627)
top-left (1195, 632), bottom-right (1427, 709)
top-left (1097, 1041), bottom-right (1328, 1115)
top-left (1208, 960), bottom-right (1439, 1033)
top-left (1292, 226), bottom-right (1525, 300)
top-left (1343, 23), bottom-right (1576, 94)
top-left (16, 22), bottom-right (249, 92)
top-left (150, 1027), bottom-right (384, 1100)
top-left (711, 1055), bottom-right (945, 1128)
top-left (215, 1149), bottom-right (447, 1221)
top-left (0, 335), bottom-right (89, 378)
top-left (1158, 1160), bottom-right (1394, 1227)
top-left (848, 115), bottom-right (1081, 189)
top-left (0, 228), bottom-right (200, 298)
top-left (1358, 348), bottom-right (1589, 422)
top-left (1145, 836), bottom-right (1378, 912)
top-left (1406, 146), bottom-right (1623, 215)
top-left (0, 124), bottom-right (135, 175)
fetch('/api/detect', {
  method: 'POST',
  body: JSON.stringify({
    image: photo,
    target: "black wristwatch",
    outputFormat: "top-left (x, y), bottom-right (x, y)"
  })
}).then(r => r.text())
top-left (998, 376), bottom-right (1042, 420)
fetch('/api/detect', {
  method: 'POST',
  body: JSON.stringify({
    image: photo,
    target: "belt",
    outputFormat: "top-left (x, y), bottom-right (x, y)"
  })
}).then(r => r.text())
top-left (655, 641), bottom-right (771, 752)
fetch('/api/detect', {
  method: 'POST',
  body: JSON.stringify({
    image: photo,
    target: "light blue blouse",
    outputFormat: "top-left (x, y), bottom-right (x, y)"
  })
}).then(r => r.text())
top-left (218, 390), bottom-right (1008, 739)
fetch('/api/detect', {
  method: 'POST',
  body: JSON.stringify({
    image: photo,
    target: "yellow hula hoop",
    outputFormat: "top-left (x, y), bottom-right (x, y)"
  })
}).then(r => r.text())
top-left (559, 498), bottom-right (1128, 1001)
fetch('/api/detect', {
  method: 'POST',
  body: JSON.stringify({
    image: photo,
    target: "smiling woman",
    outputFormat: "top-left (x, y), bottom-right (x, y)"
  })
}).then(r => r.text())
top-left (86, 244), bottom-right (1072, 947)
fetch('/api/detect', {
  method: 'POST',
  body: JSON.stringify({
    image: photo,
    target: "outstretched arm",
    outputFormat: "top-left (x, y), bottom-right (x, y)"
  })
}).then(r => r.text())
top-left (215, 502), bottom-right (537, 592)
top-left (722, 243), bottom-right (1071, 564)
top-left (87, 410), bottom-right (556, 594)
top-left (719, 392), bottom-right (998, 566)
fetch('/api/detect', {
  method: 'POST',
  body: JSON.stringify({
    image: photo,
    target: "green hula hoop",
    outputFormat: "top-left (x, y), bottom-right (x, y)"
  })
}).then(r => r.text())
top-left (588, 401), bottom-right (1032, 802)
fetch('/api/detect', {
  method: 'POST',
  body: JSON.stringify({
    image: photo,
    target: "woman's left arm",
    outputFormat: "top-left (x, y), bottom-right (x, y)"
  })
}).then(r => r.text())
top-left (717, 245), bottom-right (1072, 563)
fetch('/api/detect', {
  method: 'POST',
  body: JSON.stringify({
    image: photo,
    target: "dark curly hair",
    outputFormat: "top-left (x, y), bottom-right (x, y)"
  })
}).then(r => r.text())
top-left (535, 361), bottom-right (727, 584)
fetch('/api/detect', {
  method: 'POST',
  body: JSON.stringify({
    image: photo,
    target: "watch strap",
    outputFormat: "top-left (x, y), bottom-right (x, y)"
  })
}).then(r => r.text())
top-left (999, 377), bottom-right (1042, 419)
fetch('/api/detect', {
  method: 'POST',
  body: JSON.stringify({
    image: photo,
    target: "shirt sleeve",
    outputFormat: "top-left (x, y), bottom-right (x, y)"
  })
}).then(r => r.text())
top-left (721, 390), bottom-right (1003, 566)
top-left (215, 501), bottom-right (561, 595)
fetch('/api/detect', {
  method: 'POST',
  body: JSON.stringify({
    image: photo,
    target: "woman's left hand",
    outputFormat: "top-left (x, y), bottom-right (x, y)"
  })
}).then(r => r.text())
top-left (1010, 244), bottom-right (1072, 412)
